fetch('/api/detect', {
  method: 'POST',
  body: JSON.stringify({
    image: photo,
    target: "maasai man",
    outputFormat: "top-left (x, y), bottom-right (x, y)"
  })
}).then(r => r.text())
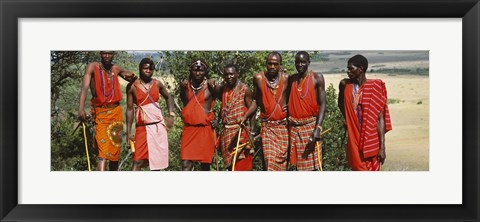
top-left (215, 64), bottom-right (257, 171)
top-left (78, 51), bottom-right (136, 171)
top-left (126, 58), bottom-right (175, 171)
top-left (338, 54), bottom-right (392, 171)
top-left (179, 59), bottom-right (217, 171)
top-left (287, 51), bottom-right (326, 171)
top-left (252, 52), bottom-right (289, 171)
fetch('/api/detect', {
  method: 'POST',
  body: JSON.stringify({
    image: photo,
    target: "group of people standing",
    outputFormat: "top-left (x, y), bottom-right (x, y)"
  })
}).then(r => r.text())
top-left (77, 51), bottom-right (392, 172)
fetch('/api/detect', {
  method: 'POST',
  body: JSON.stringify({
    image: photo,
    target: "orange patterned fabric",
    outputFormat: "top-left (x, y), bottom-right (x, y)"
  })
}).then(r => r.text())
top-left (92, 105), bottom-right (123, 161)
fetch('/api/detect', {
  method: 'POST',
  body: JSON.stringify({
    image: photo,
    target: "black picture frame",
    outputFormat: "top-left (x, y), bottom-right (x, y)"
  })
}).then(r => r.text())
top-left (1, 0), bottom-right (478, 221)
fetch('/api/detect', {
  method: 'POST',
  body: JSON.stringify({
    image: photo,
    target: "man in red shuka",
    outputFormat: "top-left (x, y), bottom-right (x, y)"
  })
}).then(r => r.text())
top-left (287, 51), bottom-right (326, 171)
top-left (215, 64), bottom-right (257, 171)
top-left (179, 59), bottom-right (217, 171)
top-left (77, 51), bottom-right (136, 171)
top-left (252, 52), bottom-right (289, 171)
top-left (338, 54), bottom-right (392, 171)
top-left (126, 58), bottom-right (175, 171)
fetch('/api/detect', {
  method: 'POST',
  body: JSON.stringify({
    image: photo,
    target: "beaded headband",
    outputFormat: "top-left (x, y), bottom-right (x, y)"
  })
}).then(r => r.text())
top-left (190, 60), bottom-right (208, 69)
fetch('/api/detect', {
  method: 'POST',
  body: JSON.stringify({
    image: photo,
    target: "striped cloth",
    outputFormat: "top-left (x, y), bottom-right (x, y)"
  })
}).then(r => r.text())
top-left (343, 79), bottom-right (392, 171)
top-left (289, 116), bottom-right (319, 171)
top-left (358, 79), bottom-right (392, 158)
top-left (260, 120), bottom-right (288, 171)
top-left (219, 83), bottom-right (252, 170)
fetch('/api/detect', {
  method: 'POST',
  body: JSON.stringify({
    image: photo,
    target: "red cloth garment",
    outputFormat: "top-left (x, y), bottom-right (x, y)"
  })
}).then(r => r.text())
top-left (288, 71), bottom-right (319, 118)
top-left (260, 121), bottom-right (288, 171)
top-left (90, 62), bottom-right (122, 107)
top-left (258, 72), bottom-right (288, 170)
top-left (344, 79), bottom-right (392, 171)
top-left (288, 116), bottom-right (319, 171)
top-left (287, 71), bottom-right (321, 170)
top-left (133, 80), bottom-right (169, 170)
top-left (180, 82), bottom-right (215, 163)
top-left (220, 84), bottom-right (253, 170)
top-left (259, 72), bottom-right (287, 121)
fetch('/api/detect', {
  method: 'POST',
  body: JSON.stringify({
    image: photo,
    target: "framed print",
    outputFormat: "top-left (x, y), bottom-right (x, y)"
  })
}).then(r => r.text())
top-left (1, 0), bottom-right (479, 221)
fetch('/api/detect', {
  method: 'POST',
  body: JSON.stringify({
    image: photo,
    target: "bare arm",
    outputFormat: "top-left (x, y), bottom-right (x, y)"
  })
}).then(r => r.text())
top-left (338, 79), bottom-right (348, 120)
top-left (252, 73), bottom-right (263, 113)
top-left (157, 80), bottom-right (175, 116)
top-left (77, 63), bottom-right (95, 121)
top-left (239, 85), bottom-right (257, 126)
top-left (126, 82), bottom-right (135, 142)
top-left (312, 72), bottom-right (326, 141)
top-left (179, 80), bottom-right (189, 106)
top-left (251, 73), bottom-right (263, 134)
top-left (114, 65), bottom-right (136, 83)
top-left (211, 79), bottom-right (222, 101)
top-left (377, 110), bottom-right (386, 164)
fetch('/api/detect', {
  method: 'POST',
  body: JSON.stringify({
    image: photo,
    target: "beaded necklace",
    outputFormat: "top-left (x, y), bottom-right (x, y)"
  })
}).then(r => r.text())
top-left (222, 80), bottom-right (241, 118)
top-left (352, 82), bottom-right (362, 129)
top-left (99, 64), bottom-right (115, 103)
top-left (265, 72), bottom-right (281, 95)
top-left (188, 80), bottom-right (212, 113)
top-left (190, 77), bottom-right (207, 92)
top-left (296, 71), bottom-right (311, 100)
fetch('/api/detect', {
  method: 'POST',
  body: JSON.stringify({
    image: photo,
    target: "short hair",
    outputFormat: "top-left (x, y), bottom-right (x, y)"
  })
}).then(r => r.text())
top-left (224, 63), bottom-right (238, 73)
top-left (348, 54), bottom-right (368, 72)
top-left (295, 51), bottom-right (310, 62)
top-left (267, 51), bottom-right (282, 64)
top-left (139, 58), bottom-right (155, 73)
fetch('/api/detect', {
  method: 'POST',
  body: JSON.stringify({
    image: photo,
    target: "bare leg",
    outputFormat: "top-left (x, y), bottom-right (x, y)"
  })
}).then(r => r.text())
top-left (200, 163), bottom-right (210, 171)
top-left (97, 159), bottom-right (107, 171)
top-left (182, 160), bottom-right (193, 171)
top-left (109, 161), bottom-right (119, 171)
top-left (132, 160), bottom-right (145, 171)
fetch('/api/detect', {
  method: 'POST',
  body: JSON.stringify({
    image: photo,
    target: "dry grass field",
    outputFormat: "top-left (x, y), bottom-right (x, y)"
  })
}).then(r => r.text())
top-left (323, 73), bottom-right (429, 171)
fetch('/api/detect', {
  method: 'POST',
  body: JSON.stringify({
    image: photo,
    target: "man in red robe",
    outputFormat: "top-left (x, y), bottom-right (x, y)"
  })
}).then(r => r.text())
top-left (252, 52), bottom-right (289, 171)
top-left (287, 51), bottom-right (326, 171)
top-left (77, 51), bottom-right (135, 171)
top-left (179, 59), bottom-right (216, 171)
top-left (126, 58), bottom-right (175, 171)
top-left (338, 54), bottom-right (392, 171)
top-left (215, 64), bottom-right (257, 171)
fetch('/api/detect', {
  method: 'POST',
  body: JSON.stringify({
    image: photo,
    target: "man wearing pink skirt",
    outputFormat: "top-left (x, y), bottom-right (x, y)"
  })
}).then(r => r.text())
top-left (126, 58), bottom-right (175, 171)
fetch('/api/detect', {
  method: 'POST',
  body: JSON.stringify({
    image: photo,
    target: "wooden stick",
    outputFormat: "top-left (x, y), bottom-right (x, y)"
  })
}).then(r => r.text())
top-left (316, 141), bottom-right (322, 171)
top-left (229, 142), bottom-right (251, 156)
top-left (231, 127), bottom-right (242, 171)
top-left (82, 122), bottom-right (91, 171)
top-left (320, 127), bottom-right (332, 136)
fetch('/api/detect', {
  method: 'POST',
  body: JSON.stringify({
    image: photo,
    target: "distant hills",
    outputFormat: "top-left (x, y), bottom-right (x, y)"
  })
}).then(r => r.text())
top-left (128, 50), bottom-right (429, 75)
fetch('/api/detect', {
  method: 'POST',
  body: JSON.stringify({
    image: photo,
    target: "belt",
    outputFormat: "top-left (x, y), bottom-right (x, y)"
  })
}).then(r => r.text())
top-left (136, 121), bottom-right (161, 127)
top-left (260, 118), bottom-right (287, 126)
top-left (288, 116), bottom-right (316, 126)
top-left (224, 124), bottom-right (240, 129)
top-left (98, 102), bottom-right (120, 108)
